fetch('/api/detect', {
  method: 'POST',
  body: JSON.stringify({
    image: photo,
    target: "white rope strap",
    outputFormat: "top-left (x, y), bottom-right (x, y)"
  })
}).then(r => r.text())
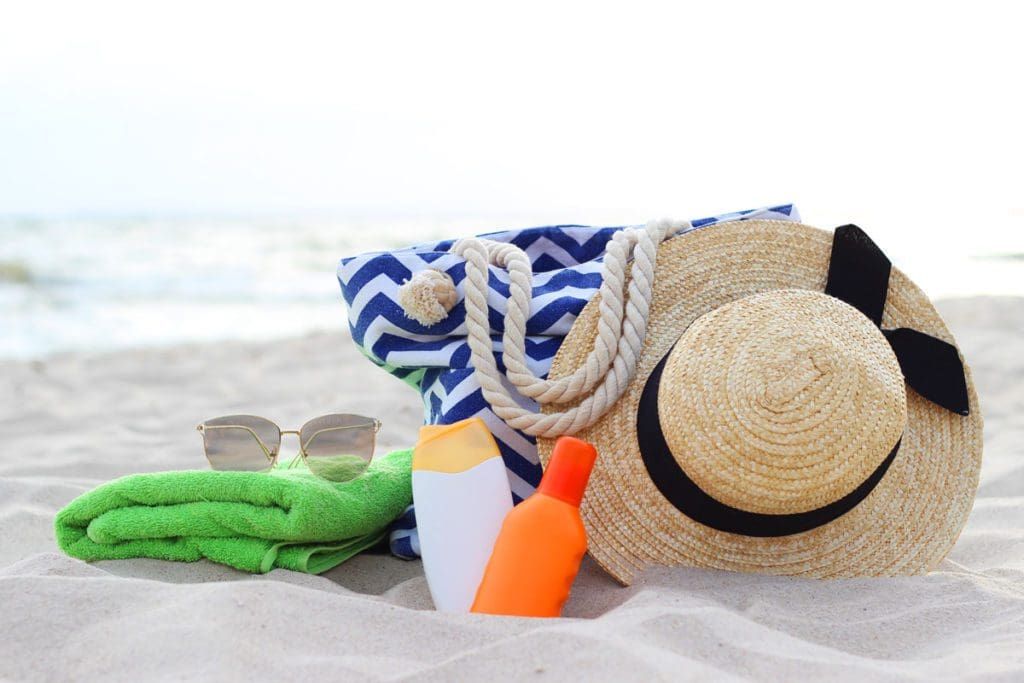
top-left (452, 218), bottom-right (691, 438)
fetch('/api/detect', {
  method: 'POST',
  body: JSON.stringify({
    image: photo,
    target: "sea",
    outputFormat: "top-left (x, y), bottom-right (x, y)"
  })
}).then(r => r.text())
top-left (2, 215), bottom-right (1022, 360)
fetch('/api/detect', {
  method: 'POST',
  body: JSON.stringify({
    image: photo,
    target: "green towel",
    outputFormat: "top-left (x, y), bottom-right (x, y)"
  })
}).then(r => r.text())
top-left (55, 448), bottom-right (412, 574)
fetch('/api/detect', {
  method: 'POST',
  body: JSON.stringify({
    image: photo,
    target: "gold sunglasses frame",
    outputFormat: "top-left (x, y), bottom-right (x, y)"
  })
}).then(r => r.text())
top-left (196, 414), bottom-right (383, 471)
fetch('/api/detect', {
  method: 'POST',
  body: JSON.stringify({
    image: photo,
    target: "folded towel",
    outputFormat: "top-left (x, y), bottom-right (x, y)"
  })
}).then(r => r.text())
top-left (55, 448), bottom-right (412, 574)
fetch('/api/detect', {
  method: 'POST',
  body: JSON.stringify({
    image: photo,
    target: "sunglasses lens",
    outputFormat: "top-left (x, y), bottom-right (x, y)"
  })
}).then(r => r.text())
top-left (300, 414), bottom-right (376, 482)
top-left (201, 415), bottom-right (281, 471)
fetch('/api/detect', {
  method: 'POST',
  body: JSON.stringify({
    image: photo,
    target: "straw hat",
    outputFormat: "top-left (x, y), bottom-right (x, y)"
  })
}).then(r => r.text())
top-left (538, 220), bottom-right (982, 584)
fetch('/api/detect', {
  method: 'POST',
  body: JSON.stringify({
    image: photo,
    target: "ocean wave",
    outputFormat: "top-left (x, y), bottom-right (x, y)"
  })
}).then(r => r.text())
top-left (2, 217), bottom-right (1021, 359)
top-left (976, 252), bottom-right (1024, 262)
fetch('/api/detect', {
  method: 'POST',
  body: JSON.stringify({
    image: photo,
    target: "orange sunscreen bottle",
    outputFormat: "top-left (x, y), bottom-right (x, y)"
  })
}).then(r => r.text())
top-left (470, 436), bottom-right (597, 617)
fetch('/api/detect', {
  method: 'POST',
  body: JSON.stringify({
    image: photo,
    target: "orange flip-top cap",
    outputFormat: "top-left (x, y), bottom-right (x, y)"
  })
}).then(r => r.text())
top-left (537, 436), bottom-right (598, 507)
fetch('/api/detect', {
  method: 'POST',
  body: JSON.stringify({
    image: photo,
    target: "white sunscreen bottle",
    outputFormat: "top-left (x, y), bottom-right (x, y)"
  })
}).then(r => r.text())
top-left (412, 417), bottom-right (513, 612)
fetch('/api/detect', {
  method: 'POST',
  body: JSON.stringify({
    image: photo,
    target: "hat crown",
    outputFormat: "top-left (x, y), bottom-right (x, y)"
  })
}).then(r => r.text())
top-left (759, 338), bottom-right (835, 409)
top-left (658, 289), bottom-right (907, 516)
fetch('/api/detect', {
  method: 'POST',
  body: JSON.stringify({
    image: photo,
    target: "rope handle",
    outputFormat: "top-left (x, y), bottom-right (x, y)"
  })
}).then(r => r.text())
top-left (398, 219), bottom-right (691, 437)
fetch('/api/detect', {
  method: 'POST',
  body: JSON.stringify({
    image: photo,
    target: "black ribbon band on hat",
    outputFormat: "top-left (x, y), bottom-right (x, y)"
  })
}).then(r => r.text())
top-left (637, 349), bottom-right (903, 537)
top-left (636, 224), bottom-right (969, 537)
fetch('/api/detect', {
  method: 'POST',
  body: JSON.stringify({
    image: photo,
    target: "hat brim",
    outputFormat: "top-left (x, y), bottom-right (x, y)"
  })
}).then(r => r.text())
top-left (538, 220), bottom-right (983, 585)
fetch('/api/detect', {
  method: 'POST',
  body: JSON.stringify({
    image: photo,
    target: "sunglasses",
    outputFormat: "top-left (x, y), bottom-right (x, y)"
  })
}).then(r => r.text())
top-left (196, 413), bottom-right (382, 482)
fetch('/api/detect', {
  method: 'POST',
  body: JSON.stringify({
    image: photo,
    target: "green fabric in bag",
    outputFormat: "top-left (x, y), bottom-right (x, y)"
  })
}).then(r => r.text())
top-left (55, 448), bottom-right (412, 574)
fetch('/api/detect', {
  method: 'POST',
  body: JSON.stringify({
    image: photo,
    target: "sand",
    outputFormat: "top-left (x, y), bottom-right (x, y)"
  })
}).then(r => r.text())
top-left (2, 297), bottom-right (1023, 681)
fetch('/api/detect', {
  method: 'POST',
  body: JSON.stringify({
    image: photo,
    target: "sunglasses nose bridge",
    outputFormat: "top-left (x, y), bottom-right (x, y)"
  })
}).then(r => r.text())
top-left (277, 430), bottom-right (305, 455)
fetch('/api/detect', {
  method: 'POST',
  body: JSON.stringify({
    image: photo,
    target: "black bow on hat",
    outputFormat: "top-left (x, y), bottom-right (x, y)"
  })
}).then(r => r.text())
top-left (825, 224), bottom-right (969, 416)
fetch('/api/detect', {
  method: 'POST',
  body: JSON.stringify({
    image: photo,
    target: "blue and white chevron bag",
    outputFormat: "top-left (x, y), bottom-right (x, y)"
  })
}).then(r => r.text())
top-left (337, 204), bottom-right (800, 558)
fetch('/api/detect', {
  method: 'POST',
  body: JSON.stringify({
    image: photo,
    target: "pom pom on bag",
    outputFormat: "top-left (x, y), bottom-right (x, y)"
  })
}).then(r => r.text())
top-left (337, 204), bottom-right (801, 558)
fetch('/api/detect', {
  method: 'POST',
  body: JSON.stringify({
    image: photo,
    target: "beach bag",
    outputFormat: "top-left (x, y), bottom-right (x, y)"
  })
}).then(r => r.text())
top-left (337, 204), bottom-right (801, 558)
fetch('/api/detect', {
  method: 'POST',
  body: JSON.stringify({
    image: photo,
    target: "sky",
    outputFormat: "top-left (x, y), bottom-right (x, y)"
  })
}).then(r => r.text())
top-left (1, 1), bottom-right (1022, 256)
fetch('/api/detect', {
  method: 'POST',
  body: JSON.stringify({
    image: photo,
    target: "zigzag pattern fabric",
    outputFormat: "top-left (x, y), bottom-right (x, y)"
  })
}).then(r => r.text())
top-left (337, 204), bottom-right (801, 559)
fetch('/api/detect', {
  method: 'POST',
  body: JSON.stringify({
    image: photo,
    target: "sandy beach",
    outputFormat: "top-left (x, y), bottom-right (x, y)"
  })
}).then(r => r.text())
top-left (2, 296), bottom-right (1022, 681)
